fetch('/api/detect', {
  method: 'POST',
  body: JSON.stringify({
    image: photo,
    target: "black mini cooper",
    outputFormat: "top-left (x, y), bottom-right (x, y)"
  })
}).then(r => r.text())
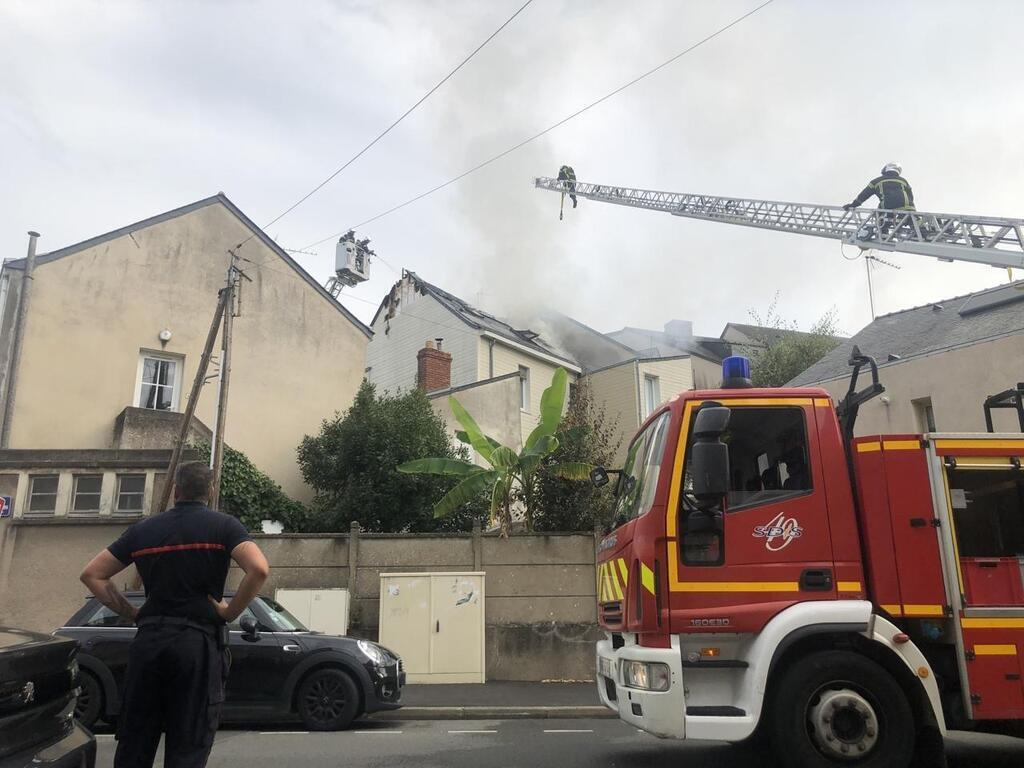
top-left (55, 593), bottom-right (403, 731)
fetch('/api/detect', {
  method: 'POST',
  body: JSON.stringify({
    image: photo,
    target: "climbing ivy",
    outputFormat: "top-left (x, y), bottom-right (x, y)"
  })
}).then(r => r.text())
top-left (189, 441), bottom-right (307, 532)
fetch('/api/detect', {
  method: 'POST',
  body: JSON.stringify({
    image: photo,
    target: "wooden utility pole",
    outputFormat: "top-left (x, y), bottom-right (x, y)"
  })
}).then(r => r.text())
top-left (209, 251), bottom-right (249, 509)
top-left (155, 287), bottom-right (230, 514)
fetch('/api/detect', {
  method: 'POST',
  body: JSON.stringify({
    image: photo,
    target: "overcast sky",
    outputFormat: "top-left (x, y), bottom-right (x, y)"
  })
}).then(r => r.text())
top-left (3, 0), bottom-right (1022, 341)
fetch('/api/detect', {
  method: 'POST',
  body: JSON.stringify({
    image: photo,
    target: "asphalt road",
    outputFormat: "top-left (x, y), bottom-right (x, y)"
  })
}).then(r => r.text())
top-left (92, 718), bottom-right (1024, 767)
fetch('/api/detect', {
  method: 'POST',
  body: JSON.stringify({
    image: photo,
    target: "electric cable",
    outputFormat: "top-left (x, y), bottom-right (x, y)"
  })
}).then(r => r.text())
top-left (300, 0), bottom-right (776, 250)
top-left (235, 0), bottom-right (534, 252)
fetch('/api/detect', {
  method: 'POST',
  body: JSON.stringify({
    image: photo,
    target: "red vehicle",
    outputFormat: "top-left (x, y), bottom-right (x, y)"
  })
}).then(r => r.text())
top-left (593, 352), bottom-right (1024, 767)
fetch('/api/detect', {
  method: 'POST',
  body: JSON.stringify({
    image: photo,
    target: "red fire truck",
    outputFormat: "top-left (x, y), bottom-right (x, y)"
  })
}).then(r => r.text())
top-left (592, 352), bottom-right (1024, 767)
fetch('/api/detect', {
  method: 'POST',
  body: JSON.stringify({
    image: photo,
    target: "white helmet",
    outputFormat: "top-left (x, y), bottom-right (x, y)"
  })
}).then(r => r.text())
top-left (882, 161), bottom-right (902, 175)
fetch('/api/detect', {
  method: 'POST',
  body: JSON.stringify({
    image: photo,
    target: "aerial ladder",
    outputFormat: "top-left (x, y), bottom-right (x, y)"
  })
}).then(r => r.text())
top-left (535, 177), bottom-right (1024, 271)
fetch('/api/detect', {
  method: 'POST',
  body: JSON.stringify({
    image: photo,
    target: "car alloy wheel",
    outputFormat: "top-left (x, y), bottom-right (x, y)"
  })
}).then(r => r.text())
top-left (296, 668), bottom-right (359, 731)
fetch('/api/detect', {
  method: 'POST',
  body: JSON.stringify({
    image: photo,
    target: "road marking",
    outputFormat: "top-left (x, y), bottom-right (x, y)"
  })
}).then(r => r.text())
top-left (259, 731), bottom-right (309, 735)
top-left (355, 730), bottom-right (403, 734)
top-left (448, 729), bottom-right (498, 734)
top-left (543, 729), bottom-right (594, 733)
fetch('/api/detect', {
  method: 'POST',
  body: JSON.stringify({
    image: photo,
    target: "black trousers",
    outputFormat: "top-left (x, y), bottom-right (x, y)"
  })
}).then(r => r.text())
top-left (114, 622), bottom-right (227, 768)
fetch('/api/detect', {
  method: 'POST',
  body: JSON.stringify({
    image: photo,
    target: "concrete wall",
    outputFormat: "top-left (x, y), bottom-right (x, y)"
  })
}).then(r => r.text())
top-left (0, 519), bottom-right (601, 682)
top-left (430, 375), bottom-right (522, 453)
top-left (814, 334), bottom-right (1024, 435)
top-left (367, 286), bottom-right (479, 394)
top-left (0, 201), bottom-right (368, 501)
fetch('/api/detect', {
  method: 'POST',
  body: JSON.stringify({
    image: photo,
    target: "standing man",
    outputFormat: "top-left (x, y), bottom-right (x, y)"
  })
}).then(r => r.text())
top-left (558, 165), bottom-right (578, 209)
top-left (80, 462), bottom-right (269, 768)
top-left (843, 162), bottom-right (916, 213)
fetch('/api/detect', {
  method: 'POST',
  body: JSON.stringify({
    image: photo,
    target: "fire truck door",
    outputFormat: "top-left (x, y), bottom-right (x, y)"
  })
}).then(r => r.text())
top-left (673, 403), bottom-right (836, 633)
top-left (945, 463), bottom-right (1024, 719)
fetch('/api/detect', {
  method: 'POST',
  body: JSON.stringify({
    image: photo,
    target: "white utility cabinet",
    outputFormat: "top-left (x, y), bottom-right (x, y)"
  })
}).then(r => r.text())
top-left (379, 572), bottom-right (485, 684)
top-left (274, 588), bottom-right (350, 636)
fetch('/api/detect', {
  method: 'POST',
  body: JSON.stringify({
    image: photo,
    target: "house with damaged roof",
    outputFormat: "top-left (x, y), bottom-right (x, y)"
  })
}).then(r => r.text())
top-left (369, 272), bottom-right (823, 465)
top-left (789, 281), bottom-right (1024, 435)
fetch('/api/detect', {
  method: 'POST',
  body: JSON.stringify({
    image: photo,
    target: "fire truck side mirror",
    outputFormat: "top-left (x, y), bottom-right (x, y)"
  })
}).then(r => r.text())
top-left (691, 406), bottom-right (731, 504)
top-left (590, 467), bottom-right (611, 488)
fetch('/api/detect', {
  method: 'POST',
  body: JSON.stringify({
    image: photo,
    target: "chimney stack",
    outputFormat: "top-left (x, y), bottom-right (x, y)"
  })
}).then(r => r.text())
top-left (417, 340), bottom-right (452, 392)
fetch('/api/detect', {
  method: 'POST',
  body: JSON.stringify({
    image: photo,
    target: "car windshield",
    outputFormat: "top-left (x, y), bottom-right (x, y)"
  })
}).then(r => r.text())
top-left (257, 596), bottom-right (308, 632)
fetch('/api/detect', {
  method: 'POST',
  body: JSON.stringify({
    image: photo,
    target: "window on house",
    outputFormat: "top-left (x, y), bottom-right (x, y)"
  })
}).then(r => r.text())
top-left (28, 475), bottom-right (59, 514)
top-left (137, 354), bottom-right (181, 411)
top-left (519, 366), bottom-right (531, 411)
top-left (116, 474), bottom-right (146, 514)
top-left (72, 475), bottom-right (103, 513)
top-left (643, 375), bottom-right (661, 418)
top-left (913, 397), bottom-right (937, 433)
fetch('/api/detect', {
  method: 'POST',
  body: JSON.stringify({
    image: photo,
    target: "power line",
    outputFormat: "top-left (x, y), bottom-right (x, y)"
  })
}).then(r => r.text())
top-left (254, 0), bottom-right (535, 239)
top-left (300, 0), bottom-right (775, 250)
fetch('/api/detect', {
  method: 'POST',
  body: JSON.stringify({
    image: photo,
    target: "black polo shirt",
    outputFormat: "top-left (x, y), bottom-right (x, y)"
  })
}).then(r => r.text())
top-left (108, 501), bottom-right (252, 624)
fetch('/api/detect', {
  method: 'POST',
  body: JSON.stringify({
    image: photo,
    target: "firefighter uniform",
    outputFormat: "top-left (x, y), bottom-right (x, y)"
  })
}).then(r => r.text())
top-left (106, 501), bottom-right (250, 768)
top-left (847, 170), bottom-right (916, 211)
top-left (558, 165), bottom-right (578, 208)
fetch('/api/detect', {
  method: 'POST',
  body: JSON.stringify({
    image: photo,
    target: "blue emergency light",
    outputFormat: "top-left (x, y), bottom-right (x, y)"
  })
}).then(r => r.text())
top-left (721, 355), bottom-right (753, 389)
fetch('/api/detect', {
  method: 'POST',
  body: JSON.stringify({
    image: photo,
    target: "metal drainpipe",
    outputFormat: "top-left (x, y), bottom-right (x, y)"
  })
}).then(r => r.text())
top-left (1, 232), bottom-right (40, 448)
top-left (487, 338), bottom-right (495, 378)
top-left (634, 359), bottom-right (643, 427)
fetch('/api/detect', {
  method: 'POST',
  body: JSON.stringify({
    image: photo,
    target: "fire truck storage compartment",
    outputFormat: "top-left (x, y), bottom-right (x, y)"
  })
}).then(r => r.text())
top-left (961, 558), bottom-right (1024, 607)
top-left (852, 437), bottom-right (947, 618)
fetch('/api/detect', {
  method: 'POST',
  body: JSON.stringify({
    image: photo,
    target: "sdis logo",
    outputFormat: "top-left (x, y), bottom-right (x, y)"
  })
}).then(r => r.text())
top-left (752, 512), bottom-right (804, 552)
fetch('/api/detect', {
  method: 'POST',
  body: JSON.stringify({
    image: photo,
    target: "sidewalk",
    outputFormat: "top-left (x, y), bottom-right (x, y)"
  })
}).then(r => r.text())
top-left (376, 681), bottom-right (614, 720)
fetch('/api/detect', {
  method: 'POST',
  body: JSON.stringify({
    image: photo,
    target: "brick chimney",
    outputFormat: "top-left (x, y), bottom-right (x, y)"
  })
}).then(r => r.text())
top-left (417, 339), bottom-right (452, 392)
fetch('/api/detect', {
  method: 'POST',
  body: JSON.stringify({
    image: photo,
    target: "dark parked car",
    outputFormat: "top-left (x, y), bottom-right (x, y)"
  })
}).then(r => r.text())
top-left (55, 593), bottom-right (403, 731)
top-left (0, 627), bottom-right (96, 768)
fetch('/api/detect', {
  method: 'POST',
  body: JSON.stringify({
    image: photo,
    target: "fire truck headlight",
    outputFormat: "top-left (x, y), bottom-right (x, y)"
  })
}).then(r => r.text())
top-left (622, 660), bottom-right (670, 692)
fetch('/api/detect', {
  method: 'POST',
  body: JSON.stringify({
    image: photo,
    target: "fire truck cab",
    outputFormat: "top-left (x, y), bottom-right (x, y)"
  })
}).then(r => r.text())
top-left (594, 355), bottom-right (1024, 766)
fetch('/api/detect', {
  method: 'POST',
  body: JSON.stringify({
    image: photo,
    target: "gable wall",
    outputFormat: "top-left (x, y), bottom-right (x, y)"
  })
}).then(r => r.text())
top-left (5, 202), bottom-right (367, 500)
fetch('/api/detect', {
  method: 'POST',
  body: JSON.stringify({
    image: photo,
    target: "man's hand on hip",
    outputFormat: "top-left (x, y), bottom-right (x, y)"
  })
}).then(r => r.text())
top-left (208, 596), bottom-right (239, 623)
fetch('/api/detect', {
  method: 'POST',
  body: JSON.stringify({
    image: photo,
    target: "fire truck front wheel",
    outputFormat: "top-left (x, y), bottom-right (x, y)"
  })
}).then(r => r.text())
top-left (770, 650), bottom-right (915, 768)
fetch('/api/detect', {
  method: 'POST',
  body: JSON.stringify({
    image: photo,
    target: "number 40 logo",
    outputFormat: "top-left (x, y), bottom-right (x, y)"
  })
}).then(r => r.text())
top-left (752, 512), bottom-right (804, 552)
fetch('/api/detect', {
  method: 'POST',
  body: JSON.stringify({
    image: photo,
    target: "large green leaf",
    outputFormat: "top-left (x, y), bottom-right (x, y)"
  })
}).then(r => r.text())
top-left (397, 457), bottom-right (482, 476)
top-left (449, 396), bottom-right (496, 463)
top-left (490, 476), bottom-right (508, 519)
top-left (524, 368), bottom-right (568, 451)
top-left (489, 446), bottom-right (519, 470)
top-left (433, 470), bottom-right (497, 517)
top-left (546, 461), bottom-right (594, 480)
top-left (455, 430), bottom-right (502, 451)
top-left (523, 433), bottom-right (559, 458)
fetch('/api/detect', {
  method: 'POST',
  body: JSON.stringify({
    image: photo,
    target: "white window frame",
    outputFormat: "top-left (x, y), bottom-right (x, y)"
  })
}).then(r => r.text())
top-left (643, 374), bottom-right (661, 418)
top-left (134, 351), bottom-right (184, 412)
top-left (27, 474), bottom-right (59, 516)
top-left (71, 474), bottom-right (103, 515)
top-left (519, 365), bottom-right (531, 412)
top-left (115, 474), bottom-right (147, 515)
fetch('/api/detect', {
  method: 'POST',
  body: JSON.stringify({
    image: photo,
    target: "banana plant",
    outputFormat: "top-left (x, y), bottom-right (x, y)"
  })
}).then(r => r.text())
top-left (398, 368), bottom-right (591, 536)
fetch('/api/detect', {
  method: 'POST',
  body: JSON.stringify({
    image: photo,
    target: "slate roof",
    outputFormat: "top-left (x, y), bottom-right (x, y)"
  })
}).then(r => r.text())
top-left (606, 326), bottom-right (731, 363)
top-left (789, 281), bottom-right (1024, 386)
top-left (393, 272), bottom-right (580, 368)
top-left (723, 322), bottom-right (844, 348)
top-left (3, 193), bottom-right (372, 337)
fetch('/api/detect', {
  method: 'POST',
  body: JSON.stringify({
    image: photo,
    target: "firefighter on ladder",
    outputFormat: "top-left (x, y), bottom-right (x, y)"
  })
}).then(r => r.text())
top-left (843, 162), bottom-right (916, 239)
top-left (557, 165), bottom-right (577, 220)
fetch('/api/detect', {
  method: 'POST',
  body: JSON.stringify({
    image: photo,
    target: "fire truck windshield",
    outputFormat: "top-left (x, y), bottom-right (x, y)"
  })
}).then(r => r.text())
top-left (612, 412), bottom-right (671, 523)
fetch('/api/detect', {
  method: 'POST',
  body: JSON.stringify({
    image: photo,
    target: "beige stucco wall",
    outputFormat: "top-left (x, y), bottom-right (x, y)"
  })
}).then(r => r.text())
top-left (430, 375), bottom-right (522, 454)
top-left (692, 355), bottom-right (723, 389)
top-left (4, 201), bottom-right (367, 501)
top-left (588, 361), bottom-right (640, 466)
top-left (815, 333), bottom-right (1024, 435)
top-left (638, 357), bottom-right (694, 414)
top-left (481, 338), bottom-right (575, 446)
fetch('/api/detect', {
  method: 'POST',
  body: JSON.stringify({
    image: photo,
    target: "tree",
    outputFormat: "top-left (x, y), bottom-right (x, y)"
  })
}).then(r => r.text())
top-left (747, 296), bottom-right (842, 387)
top-left (399, 368), bottom-right (591, 536)
top-left (189, 441), bottom-right (306, 532)
top-left (297, 381), bottom-right (486, 533)
top-left (533, 378), bottom-right (622, 531)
